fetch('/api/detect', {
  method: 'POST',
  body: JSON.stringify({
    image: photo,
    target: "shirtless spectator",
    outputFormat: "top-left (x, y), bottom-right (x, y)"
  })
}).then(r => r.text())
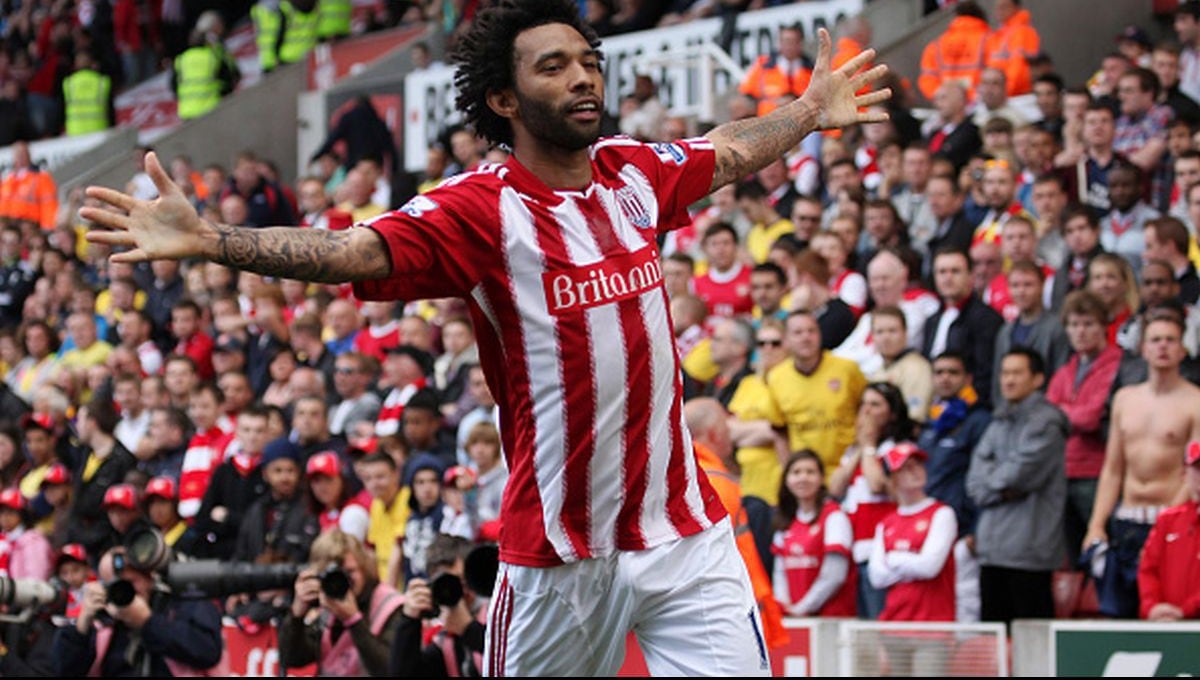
top-left (1085, 310), bottom-right (1200, 618)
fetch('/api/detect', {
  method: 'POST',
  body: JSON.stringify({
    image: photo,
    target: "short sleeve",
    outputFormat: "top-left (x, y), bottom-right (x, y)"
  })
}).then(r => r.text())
top-left (605, 137), bottom-right (716, 235)
top-left (352, 181), bottom-right (498, 302)
top-left (824, 509), bottom-right (853, 557)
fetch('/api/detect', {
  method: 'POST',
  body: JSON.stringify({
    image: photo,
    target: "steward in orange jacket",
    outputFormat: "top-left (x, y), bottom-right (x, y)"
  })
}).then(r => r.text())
top-left (986, 3), bottom-right (1040, 96)
top-left (0, 141), bottom-right (58, 230)
top-left (918, 10), bottom-right (991, 102)
top-left (739, 25), bottom-right (813, 117)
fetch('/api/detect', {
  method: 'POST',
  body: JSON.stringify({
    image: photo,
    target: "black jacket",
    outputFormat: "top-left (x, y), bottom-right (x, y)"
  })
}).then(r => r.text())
top-left (389, 613), bottom-right (485, 677)
top-left (66, 441), bottom-right (137, 558)
top-left (922, 294), bottom-right (1005, 409)
top-left (189, 460), bottom-right (269, 560)
top-left (234, 493), bottom-right (319, 563)
top-left (51, 597), bottom-right (223, 677)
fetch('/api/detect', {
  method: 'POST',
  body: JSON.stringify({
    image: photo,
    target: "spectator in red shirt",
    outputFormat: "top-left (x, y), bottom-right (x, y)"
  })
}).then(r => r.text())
top-left (692, 222), bottom-right (753, 320)
top-left (1138, 440), bottom-right (1200, 620)
top-left (169, 299), bottom-right (214, 381)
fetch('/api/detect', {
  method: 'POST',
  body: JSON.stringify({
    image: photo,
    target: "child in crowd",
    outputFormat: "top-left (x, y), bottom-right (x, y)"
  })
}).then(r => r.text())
top-left (143, 476), bottom-right (192, 555)
top-left (0, 487), bottom-right (53, 580)
top-left (55, 543), bottom-right (92, 619)
top-left (440, 464), bottom-right (477, 541)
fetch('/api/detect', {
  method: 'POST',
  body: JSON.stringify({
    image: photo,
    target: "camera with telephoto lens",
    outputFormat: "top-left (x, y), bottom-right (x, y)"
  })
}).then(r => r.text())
top-left (318, 563), bottom-right (351, 600)
top-left (113, 527), bottom-right (303, 600)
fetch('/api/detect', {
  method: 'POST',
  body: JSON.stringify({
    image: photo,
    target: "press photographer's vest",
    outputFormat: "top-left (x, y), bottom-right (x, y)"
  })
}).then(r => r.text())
top-left (90, 622), bottom-right (231, 677)
top-left (319, 583), bottom-right (403, 676)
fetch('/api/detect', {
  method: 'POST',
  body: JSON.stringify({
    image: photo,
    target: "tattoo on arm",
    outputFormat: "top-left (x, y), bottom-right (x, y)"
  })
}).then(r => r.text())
top-left (707, 100), bottom-right (820, 190)
top-left (212, 222), bottom-right (391, 283)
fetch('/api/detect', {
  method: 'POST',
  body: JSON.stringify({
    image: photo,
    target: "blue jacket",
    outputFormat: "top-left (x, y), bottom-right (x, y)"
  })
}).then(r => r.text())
top-left (919, 402), bottom-right (990, 537)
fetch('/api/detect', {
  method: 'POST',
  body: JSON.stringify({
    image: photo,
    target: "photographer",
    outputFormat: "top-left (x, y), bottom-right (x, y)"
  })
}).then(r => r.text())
top-left (50, 546), bottom-right (224, 676)
top-left (389, 534), bottom-right (492, 677)
top-left (278, 528), bottom-right (403, 675)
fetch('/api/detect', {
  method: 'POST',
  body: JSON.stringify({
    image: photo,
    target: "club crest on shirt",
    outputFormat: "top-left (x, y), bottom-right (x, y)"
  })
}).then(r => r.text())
top-left (615, 186), bottom-right (651, 229)
top-left (828, 379), bottom-right (841, 392)
top-left (398, 194), bottom-right (439, 218)
top-left (916, 520), bottom-right (929, 533)
top-left (650, 142), bottom-right (687, 165)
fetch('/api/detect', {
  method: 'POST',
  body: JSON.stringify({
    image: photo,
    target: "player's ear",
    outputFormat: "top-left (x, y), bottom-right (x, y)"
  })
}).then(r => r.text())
top-left (487, 88), bottom-right (517, 120)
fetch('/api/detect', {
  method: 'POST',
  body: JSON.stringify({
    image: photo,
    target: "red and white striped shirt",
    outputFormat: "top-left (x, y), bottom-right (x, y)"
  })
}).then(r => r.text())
top-left (375, 378), bottom-right (427, 437)
top-left (355, 138), bottom-right (726, 567)
top-left (178, 427), bottom-right (233, 520)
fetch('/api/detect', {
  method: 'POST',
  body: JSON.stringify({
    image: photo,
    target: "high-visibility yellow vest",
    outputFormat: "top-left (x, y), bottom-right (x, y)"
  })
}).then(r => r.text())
top-left (174, 46), bottom-right (222, 120)
top-left (251, 3), bottom-right (282, 72)
top-left (62, 69), bottom-right (111, 135)
top-left (317, 0), bottom-right (351, 40)
top-left (279, 1), bottom-right (319, 64)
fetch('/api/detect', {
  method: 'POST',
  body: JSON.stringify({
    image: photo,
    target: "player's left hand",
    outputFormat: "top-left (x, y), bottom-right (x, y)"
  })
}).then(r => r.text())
top-left (801, 27), bottom-right (891, 130)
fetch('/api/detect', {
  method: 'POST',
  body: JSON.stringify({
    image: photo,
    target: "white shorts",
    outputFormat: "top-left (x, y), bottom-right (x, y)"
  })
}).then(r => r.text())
top-left (484, 517), bottom-right (772, 676)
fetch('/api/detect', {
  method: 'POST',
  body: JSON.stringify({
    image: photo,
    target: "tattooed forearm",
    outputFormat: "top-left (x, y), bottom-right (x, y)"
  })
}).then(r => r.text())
top-left (211, 222), bottom-right (391, 283)
top-left (706, 99), bottom-right (822, 190)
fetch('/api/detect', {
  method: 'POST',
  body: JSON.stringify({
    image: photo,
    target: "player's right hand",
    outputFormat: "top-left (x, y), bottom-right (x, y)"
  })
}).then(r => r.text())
top-left (81, 150), bottom-right (213, 263)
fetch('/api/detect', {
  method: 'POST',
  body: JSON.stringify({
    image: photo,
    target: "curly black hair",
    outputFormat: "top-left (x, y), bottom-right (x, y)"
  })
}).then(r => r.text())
top-left (450, 0), bottom-right (602, 148)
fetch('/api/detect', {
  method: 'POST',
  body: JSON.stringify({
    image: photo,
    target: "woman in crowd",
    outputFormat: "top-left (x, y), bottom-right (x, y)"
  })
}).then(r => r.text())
top-left (7, 320), bottom-right (59, 403)
top-left (262, 348), bottom-right (299, 409)
top-left (828, 381), bottom-right (915, 619)
top-left (464, 421), bottom-right (506, 543)
top-left (771, 449), bottom-right (857, 617)
top-left (1085, 252), bottom-right (1139, 349)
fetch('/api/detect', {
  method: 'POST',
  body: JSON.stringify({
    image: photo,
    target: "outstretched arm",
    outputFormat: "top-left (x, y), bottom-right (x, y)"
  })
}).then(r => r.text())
top-left (705, 27), bottom-right (891, 191)
top-left (82, 151), bottom-right (392, 284)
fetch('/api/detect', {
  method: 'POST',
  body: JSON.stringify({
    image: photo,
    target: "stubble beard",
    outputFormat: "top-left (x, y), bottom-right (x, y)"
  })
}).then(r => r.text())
top-left (515, 89), bottom-right (600, 152)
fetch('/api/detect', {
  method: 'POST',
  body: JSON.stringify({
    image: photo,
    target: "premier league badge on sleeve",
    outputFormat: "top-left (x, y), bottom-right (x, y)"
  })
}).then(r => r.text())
top-left (399, 194), bottom-right (439, 218)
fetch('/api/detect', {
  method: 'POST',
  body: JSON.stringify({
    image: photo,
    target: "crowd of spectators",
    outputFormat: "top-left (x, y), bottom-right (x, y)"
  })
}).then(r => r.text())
top-left (0, 0), bottom-right (1198, 674)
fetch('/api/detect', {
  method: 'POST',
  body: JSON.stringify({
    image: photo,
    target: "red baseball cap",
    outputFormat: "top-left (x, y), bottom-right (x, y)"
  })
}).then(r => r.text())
top-left (144, 477), bottom-right (177, 501)
top-left (444, 465), bottom-right (476, 487)
top-left (883, 442), bottom-right (929, 473)
top-left (1187, 440), bottom-right (1200, 466)
top-left (41, 463), bottom-right (71, 487)
top-left (19, 412), bottom-right (54, 433)
top-left (56, 543), bottom-right (88, 568)
top-left (0, 488), bottom-right (23, 511)
top-left (347, 436), bottom-right (378, 456)
top-left (305, 451), bottom-right (341, 478)
top-left (103, 484), bottom-right (138, 511)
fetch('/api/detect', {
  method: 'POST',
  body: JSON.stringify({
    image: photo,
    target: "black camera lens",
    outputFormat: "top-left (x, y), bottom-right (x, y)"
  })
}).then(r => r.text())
top-left (430, 572), bottom-right (463, 608)
top-left (106, 578), bottom-right (136, 607)
top-left (319, 564), bottom-right (351, 600)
